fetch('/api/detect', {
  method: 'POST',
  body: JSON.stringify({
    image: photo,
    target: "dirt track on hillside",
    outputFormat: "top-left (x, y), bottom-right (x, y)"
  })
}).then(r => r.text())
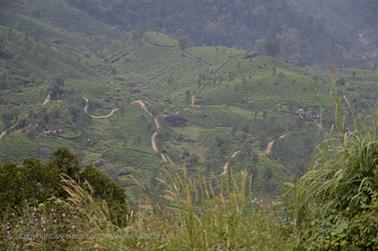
top-left (83, 97), bottom-right (120, 119)
top-left (83, 97), bottom-right (173, 165)
top-left (191, 95), bottom-right (197, 107)
top-left (42, 94), bottom-right (51, 106)
top-left (130, 100), bottom-right (159, 152)
top-left (0, 122), bottom-right (19, 140)
top-left (151, 132), bottom-right (159, 153)
top-left (131, 100), bottom-right (173, 164)
top-left (0, 130), bottom-right (7, 139)
top-left (221, 150), bottom-right (242, 175)
top-left (265, 132), bottom-right (292, 155)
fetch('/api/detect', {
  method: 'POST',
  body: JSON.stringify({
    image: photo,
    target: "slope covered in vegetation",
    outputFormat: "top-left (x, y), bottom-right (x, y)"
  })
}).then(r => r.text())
top-left (66, 0), bottom-right (378, 67)
top-left (0, 0), bottom-right (378, 249)
top-left (1, 0), bottom-right (378, 201)
top-left (1, 123), bottom-right (377, 250)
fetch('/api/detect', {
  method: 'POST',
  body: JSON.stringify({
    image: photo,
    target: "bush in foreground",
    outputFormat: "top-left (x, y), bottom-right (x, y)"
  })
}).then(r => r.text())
top-left (287, 123), bottom-right (378, 250)
top-left (0, 148), bottom-right (128, 249)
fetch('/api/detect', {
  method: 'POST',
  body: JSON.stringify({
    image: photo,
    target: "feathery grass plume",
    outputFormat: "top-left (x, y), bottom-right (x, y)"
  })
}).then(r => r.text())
top-left (70, 168), bottom-right (294, 250)
top-left (60, 174), bottom-right (120, 246)
top-left (286, 115), bottom-right (378, 250)
top-left (152, 168), bottom-right (294, 250)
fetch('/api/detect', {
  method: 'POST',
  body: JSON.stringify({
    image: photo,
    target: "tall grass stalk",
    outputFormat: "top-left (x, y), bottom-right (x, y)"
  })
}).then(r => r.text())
top-left (59, 170), bottom-right (294, 250)
top-left (286, 113), bottom-right (378, 249)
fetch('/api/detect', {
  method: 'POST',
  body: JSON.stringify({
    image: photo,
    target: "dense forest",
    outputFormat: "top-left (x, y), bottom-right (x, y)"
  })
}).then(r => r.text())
top-left (2, 0), bottom-right (377, 67)
top-left (66, 0), bottom-right (378, 67)
top-left (0, 0), bottom-right (377, 249)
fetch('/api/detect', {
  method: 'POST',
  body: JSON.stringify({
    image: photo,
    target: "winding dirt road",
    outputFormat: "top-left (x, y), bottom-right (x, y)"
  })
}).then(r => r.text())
top-left (265, 132), bottom-right (291, 155)
top-left (83, 97), bottom-right (120, 119)
top-left (130, 100), bottom-right (160, 153)
top-left (131, 100), bottom-right (153, 117)
top-left (151, 132), bottom-right (159, 153)
top-left (191, 95), bottom-right (197, 107)
top-left (221, 150), bottom-right (242, 175)
top-left (0, 94), bottom-right (48, 140)
top-left (0, 130), bottom-right (7, 140)
top-left (231, 150), bottom-right (242, 158)
top-left (0, 122), bottom-right (19, 140)
top-left (42, 94), bottom-right (51, 106)
top-left (130, 100), bottom-right (173, 164)
top-left (83, 97), bottom-right (173, 165)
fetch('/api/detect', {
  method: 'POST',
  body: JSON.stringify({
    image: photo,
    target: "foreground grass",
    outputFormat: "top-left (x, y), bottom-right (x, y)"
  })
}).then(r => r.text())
top-left (3, 170), bottom-right (294, 250)
top-left (2, 112), bottom-right (377, 250)
top-left (286, 114), bottom-right (378, 250)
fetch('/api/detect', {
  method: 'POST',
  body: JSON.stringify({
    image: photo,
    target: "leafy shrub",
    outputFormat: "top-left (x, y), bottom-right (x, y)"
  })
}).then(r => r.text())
top-left (65, 168), bottom-right (295, 250)
top-left (287, 125), bottom-right (378, 250)
top-left (0, 147), bottom-right (128, 224)
top-left (81, 166), bottom-right (128, 226)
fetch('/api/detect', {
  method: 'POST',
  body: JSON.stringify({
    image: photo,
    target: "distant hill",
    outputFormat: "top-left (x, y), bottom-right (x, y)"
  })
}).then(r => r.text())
top-left (64, 0), bottom-right (378, 67)
top-left (1, 0), bottom-right (377, 67)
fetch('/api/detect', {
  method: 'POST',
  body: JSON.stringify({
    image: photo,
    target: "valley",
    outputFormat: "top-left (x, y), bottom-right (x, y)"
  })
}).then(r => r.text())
top-left (0, 0), bottom-right (377, 199)
top-left (0, 1), bottom-right (377, 249)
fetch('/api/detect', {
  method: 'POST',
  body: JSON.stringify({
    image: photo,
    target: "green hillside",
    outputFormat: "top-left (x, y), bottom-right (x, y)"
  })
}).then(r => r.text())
top-left (1, 1), bottom-right (378, 249)
top-left (1, 1), bottom-right (377, 200)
